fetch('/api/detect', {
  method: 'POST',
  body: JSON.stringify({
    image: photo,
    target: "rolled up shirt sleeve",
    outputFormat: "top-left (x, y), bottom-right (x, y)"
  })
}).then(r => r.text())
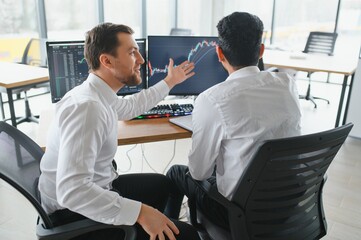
top-left (115, 80), bottom-right (170, 120)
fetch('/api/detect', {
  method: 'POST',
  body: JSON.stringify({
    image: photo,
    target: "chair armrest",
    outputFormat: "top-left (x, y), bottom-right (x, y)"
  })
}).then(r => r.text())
top-left (37, 218), bottom-right (136, 240)
top-left (186, 172), bottom-right (243, 215)
top-left (186, 173), bottom-right (247, 240)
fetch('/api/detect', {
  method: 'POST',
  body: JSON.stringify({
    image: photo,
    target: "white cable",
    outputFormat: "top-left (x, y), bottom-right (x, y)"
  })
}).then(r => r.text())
top-left (118, 144), bottom-right (137, 173)
top-left (162, 140), bottom-right (177, 174)
top-left (141, 147), bottom-right (144, 173)
top-left (141, 144), bottom-right (158, 173)
top-left (178, 201), bottom-right (189, 221)
top-left (140, 140), bottom-right (177, 174)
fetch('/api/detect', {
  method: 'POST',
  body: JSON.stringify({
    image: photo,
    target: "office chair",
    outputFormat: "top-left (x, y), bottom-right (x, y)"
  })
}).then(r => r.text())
top-left (258, 58), bottom-right (278, 72)
top-left (187, 123), bottom-right (353, 240)
top-left (1, 38), bottom-right (49, 124)
top-left (0, 121), bottom-right (136, 240)
top-left (258, 58), bottom-right (266, 71)
top-left (300, 31), bottom-right (338, 108)
top-left (170, 28), bottom-right (193, 36)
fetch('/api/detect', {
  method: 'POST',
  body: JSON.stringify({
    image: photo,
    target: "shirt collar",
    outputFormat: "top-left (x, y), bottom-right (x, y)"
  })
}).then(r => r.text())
top-left (87, 73), bottom-right (119, 106)
top-left (226, 66), bottom-right (260, 82)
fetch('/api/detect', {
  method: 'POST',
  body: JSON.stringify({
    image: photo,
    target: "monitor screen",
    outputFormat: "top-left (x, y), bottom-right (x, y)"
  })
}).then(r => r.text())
top-left (147, 36), bottom-right (228, 95)
top-left (46, 39), bottom-right (147, 103)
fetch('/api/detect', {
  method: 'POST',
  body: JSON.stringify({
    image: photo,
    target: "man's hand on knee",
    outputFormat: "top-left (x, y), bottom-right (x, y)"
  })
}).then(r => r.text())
top-left (137, 204), bottom-right (180, 240)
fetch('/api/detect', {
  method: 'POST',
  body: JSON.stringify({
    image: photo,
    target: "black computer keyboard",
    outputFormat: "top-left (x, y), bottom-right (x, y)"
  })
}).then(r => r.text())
top-left (134, 103), bottom-right (194, 119)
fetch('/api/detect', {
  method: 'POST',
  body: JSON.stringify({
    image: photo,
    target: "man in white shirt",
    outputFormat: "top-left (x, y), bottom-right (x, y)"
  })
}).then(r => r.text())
top-left (38, 23), bottom-right (201, 240)
top-left (164, 12), bottom-right (302, 229)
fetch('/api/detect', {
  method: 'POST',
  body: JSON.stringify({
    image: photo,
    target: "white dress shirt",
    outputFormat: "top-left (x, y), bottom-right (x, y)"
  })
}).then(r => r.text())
top-left (38, 73), bottom-right (169, 225)
top-left (188, 66), bottom-right (302, 200)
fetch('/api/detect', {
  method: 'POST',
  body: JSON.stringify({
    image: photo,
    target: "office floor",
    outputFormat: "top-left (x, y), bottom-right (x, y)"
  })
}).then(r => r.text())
top-left (1, 74), bottom-right (361, 239)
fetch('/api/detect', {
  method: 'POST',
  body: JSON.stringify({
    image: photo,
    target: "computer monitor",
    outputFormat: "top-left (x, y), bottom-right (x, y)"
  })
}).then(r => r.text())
top-left (147, 36), bottom-right (228, 95)
top-left (46, 39), bottom-right (147, 103)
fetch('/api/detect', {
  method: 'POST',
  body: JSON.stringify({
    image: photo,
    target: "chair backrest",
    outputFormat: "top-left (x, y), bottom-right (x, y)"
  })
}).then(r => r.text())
top-left (170, 28), bottom-right (193, 36)
top-left (0, 121), bottom-right (53, 228)
top-left (258, 58), bottom-right (265, 71)
top-left (20, 38), bottom-right (48, 67)
top-left (231, 123), bottom-right (353, 240)
top-left (303, 31), bottom-right (338, 56)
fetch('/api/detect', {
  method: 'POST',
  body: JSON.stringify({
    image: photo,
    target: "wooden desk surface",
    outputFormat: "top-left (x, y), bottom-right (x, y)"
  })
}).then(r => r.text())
top-left (117, 118), bottom-right (192, 145)
top-left (263, 50), bottom-right (357, 75)
top-left (0, 61), bottom-right (49, 88)
top-left (36, 109), bottom-right (192, 150)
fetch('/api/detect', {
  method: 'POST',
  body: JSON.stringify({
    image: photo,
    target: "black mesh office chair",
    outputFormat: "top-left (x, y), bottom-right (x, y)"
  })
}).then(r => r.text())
top-left (0, 38), bottom-right (49, 124)
top-left (0, 121), bottom-right (136, 240)
top-left (300, 31), bottom-right (338, 108)
top-left (187, 123), bottom-right (353, 240)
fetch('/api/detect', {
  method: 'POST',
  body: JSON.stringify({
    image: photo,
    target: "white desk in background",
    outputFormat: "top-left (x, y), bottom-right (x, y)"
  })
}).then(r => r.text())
top-left (263, 50), bottom-right (358, 127)
top-left (0, 62), bottom-right (49, 127)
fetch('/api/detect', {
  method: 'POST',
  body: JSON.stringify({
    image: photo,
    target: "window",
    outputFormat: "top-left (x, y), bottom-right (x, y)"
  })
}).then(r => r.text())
top-left (0, 0), bottom-right (38, 62)
top-left (177, 0), bottom-right (214, 36)
top-left (223, 0), bottom-right (274, 44)
top-left (104, 0), bottom-right (143, 38)
top-left (45, 0), bottom-right (98, 40)
top-left (273, 0), bottom-right (338, 51)
top-left (336, 0), bottom-right (361, 57)
top-left (147, 0), bottom-right (175, 35)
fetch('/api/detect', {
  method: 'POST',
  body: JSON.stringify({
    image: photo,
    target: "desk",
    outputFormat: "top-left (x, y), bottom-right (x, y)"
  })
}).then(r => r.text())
top-left (36, 108), bottom-right (192, 150)
top-left (263, 50), bottom-right (357, 127)
top-left (0, 62), bottom-right (49, 127)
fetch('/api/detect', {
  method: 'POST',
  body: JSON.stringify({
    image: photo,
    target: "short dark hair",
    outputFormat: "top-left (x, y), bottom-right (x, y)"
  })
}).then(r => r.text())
top-left (84, 22), bottom-right (134, 70)
top-left (217, 12), bottom-right (264, 67)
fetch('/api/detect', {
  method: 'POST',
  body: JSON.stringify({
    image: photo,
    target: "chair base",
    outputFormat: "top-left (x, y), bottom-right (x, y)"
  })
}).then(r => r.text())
top-left (299, 94), bottom-right (330, 109)
top-left (16, 115), bottom-right (39, 124)
top-left (4, 114), bottom-right (39, 125)
top-left (3, 98), bottom-right (39, 125)
top-left (299, 82), bottom-right (330, 108)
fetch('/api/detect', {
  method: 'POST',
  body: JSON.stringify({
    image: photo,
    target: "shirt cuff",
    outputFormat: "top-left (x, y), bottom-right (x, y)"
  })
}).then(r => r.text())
top-left (157, 80), bottom-right (171, 94)
top-left (118, 198), bottom-right (142, 225)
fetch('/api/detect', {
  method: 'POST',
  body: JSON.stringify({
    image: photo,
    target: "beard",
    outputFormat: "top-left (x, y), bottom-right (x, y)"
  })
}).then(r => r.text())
top-left (120, 72), bottom-right (142, 86)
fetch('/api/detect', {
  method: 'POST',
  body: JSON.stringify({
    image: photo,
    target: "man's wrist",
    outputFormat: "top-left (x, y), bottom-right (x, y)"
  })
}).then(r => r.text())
top-left (136, 203), bottom-right (147, 224)
top-left (163, 76), bottom-right (175, 89)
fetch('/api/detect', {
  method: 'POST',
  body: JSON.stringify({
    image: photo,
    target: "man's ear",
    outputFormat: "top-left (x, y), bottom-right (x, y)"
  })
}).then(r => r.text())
top-left (99, 54), bottom-right (112, 69)
top-left (259, 43), bottom-right (265, 59)
top-left (216, 45), bottom-right (225, 62)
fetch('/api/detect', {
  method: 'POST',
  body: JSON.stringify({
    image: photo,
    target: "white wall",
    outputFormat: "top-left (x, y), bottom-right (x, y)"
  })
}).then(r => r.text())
top-left (346, 46), bottom-right (361, 138)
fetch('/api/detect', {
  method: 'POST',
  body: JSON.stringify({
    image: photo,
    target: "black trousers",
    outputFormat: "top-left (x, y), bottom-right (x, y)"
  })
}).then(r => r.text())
top-left (164, 165), bottom-right (229, 230)
top-left (49, 173), bottom-right (200, 240)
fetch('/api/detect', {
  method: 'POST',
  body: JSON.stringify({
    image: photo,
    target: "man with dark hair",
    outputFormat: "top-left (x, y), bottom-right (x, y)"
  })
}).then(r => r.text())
top-left (38, 23), bottom-right (200, 240)
top-left (165, 12), bottom-right (302, 229)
